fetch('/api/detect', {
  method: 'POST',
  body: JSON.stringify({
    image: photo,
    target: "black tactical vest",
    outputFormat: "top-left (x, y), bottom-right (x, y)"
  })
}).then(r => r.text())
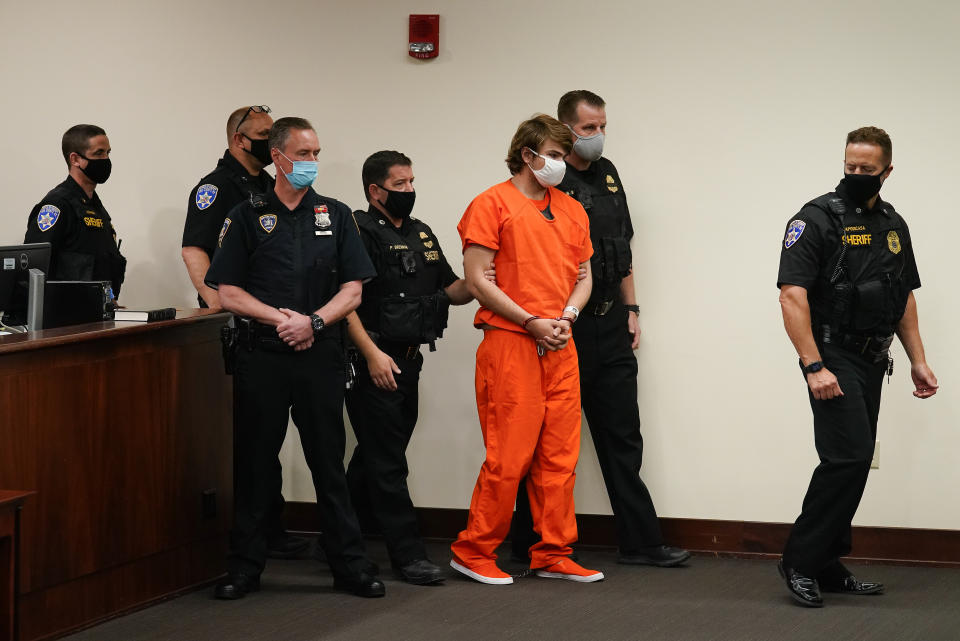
top-left (354, 211), bottom-right (450, 346)
top-left (48, 183), bottom-right (126, 295)
top-left (560, 161), bottom-right (632, 301)
top-left (806, 193), bottom-right (911, 335)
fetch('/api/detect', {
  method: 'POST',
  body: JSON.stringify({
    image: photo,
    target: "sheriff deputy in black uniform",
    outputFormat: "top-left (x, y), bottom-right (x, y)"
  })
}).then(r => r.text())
top-left (182, 105), bottom-right (275, 309)
top-left (777, 126), bottom-right (938, 607)
top-left (206, 117), bottom-right (383, 600)
top-left (25, 124), bottom-right (126, 299)
top-left (511, 91), bottom-right (689, 568)
top-left (344, 150), bottom-right (473, 585)
top-left (182, 105), bottom-right (308, 562)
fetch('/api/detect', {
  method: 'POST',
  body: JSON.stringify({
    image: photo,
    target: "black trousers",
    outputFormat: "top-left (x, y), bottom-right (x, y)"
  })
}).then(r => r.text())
top-left (512, 301), bottom-right (663, 556)
top-left (228, 339), bottom-right (369, 579)
top-left (782, 344), bottom-right (885, 578)
top-left (345, 349), bottom-right (426, 566)
top-left (232, 373), bottom-right (288, 545)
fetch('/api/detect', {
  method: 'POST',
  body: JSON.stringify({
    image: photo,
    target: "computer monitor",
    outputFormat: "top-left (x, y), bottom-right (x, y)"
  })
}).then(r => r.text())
top-left (0, 242), bottom-right (51, 328)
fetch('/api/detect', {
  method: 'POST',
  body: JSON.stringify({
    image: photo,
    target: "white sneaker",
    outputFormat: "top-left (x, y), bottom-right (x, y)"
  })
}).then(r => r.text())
top-left (449, 558), bottom-right (514, 585)
top-left (535, 558), bottom-right (604, 583)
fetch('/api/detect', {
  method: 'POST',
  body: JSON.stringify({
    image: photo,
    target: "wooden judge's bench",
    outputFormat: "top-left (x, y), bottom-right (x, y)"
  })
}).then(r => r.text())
top-left (0, 310), bottom-right (233, 640)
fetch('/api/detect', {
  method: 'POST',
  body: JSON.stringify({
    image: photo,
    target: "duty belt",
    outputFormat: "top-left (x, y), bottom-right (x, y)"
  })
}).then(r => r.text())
top-left (366, 330), bottom-right (420, 360)
top-left (585, 299), bottom-right (616, 316)
top-left (821, 326), bottom-right (894, 363)
top-left (380, 341), bottom-right (420, 360)
top-left (236, 317), bottom-right (297, 353)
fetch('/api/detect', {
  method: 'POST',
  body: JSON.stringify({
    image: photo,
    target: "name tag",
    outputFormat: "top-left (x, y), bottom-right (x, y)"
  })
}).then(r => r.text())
top-left (315, 230), bottom-right (332, 236)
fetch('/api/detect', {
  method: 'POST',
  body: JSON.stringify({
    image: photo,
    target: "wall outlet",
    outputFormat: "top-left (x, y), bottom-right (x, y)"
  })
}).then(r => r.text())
top-left (871, 440), bottom-right (879, 469)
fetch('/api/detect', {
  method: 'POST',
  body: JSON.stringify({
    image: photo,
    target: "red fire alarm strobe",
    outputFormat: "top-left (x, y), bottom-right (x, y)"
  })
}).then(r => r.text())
top-left (409, 14), bottom-right (439, 59)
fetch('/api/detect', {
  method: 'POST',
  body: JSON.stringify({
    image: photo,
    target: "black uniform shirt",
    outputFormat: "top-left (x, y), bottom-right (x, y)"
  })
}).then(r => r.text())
top-left (182, 150), bottom-right (275, 260)
top-left (558, 157), bottom-right (634, 303)
top-left (24, 175), bottom-right (126, 294)
top-left (205, 188), bottom-right (375, 315)
top-left (777, 182), bottom-right (921, 329)
top-left (354, 206), bottom-right (458, 333)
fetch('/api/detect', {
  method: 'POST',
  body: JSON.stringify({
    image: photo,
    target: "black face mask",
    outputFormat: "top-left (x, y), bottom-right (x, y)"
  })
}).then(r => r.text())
top-left (377, 186), bottom-right (416, 219)
top-left (842, 166), bottom-right (888, 205)
top-left (79, 156), bottom-right (112, 184)
top-left (243, 135), bottom-right (273, 167)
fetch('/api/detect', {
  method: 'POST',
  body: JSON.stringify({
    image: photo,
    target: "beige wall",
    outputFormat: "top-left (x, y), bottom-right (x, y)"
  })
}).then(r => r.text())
top-left (2, 0), bottom-right (956, 529)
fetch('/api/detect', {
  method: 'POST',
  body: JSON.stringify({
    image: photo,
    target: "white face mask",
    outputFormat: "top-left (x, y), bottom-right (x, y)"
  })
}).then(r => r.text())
top-left (526, 148), bottom-right (566, 187)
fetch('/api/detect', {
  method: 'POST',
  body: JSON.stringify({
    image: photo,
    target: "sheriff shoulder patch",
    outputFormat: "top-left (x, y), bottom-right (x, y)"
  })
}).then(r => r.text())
top-left (784, 219), bottom-right (806, 249)
top-left (37, 204), bottom-right (61, 231)
top-left (196, 184), bottom-right (218, 211)
top-left (218, 218), bottom-right (232, 247)
top-left (259, 214), bottom-right (277, 233)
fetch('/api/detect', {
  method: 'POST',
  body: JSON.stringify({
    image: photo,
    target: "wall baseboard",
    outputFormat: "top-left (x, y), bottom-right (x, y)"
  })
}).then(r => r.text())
top-left (285, 502), bottom-right (960, 568)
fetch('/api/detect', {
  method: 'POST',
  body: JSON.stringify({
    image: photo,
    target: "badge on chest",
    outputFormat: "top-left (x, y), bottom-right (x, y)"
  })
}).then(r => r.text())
top-left (887, 230), bottom-right (901, 254)
top-left (315, 205), bottom-right (332, 236)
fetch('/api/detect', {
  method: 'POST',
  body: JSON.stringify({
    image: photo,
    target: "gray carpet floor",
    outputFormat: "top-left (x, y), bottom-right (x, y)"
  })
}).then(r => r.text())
top-left (64, 540), bottom-right (960, 641)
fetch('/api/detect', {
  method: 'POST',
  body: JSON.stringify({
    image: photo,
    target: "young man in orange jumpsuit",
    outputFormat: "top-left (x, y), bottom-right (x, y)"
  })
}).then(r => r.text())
top-left (450, 114), bottom-right (599, 584)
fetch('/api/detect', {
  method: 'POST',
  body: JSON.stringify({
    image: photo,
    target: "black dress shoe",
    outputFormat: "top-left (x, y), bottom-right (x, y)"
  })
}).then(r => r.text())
top-left (618, 545), bottom-right (691, 567)
top-left (333, 572), bottom-right (386, 598)
top-left (778, 560), bottom-right (823, 607)
top-left (821, 575), bottom-right (885, 595)
top-left (267, 532), bottom-right (312, 559)
top-left (396, 559), bottom-right (445, 585)
top-left (214, 573), bottom-right (260, 600)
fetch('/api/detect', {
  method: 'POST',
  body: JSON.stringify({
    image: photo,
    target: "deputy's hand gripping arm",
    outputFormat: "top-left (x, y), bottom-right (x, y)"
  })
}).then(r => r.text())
top-left (463, 245), bottom-right (565, 351)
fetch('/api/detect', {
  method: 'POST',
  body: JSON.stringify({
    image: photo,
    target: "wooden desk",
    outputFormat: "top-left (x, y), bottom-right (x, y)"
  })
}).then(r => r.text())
top-left (0, 491), bottom-right (32, 641)
top-left (0, 311), bottom-right (233, 640)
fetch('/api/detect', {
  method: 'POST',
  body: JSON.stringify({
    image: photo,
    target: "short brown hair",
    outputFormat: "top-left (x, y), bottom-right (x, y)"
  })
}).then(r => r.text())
top-left (269, 117), bottom-right (314, 153)
top-left (557, 90), bottom-right (606, 125)
top-left (505, 114), bottom-right (573, 175)
top-left (61, 124), bottom-right (106, 165)
top-left (846, 126), bottom-right (892, 164)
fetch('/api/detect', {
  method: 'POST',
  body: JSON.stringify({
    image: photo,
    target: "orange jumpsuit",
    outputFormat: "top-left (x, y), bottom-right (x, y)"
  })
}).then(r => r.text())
top-left (451, 179), bottom-right (593, 570)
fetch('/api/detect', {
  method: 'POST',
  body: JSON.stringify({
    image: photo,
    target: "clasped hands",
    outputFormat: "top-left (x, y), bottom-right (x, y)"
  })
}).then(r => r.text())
top-left (276, 308), bottom-right (314, 351)
top-left (525, 316), bottom-right (573, 352)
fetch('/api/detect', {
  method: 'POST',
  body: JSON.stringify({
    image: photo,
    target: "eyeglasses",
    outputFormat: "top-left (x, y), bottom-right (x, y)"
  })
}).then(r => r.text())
top-left (235, 105), bottom-right (271, 133)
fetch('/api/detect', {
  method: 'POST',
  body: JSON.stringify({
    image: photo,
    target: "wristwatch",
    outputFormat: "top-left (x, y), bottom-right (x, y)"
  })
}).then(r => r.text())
top-left (562, 305), bottom-right (580, 322)
top-left (802, 360), bottom-right (824, 375)
top-left (310, 314), bottom-right (325, 334)
top-left (624, 304), bottom-right (640, 314)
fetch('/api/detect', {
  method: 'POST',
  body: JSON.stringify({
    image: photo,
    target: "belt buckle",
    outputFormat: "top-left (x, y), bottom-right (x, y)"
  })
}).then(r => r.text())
top-left (405, 346), bottom-right (418, 360)
top-left (594, 300), bottom-right (614, 316)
